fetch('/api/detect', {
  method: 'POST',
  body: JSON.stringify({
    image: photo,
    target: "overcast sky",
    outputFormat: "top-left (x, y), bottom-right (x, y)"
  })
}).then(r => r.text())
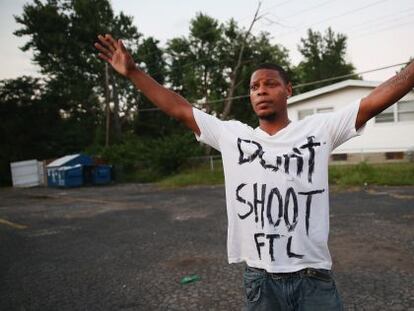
top-left (1, 0), bottom-right (413, 82)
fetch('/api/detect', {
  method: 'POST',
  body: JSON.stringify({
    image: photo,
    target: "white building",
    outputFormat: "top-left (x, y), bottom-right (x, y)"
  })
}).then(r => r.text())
top-left (287, 79), bottom-right (414, 163)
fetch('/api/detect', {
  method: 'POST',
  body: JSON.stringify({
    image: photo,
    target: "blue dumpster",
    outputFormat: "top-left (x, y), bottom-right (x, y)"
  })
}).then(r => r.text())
top-left (47, 154), bottom-right (92, 187)
top-left (92, 165), bottom-right (112, 185)
top-left (58, 165), bottom-right (83, 187)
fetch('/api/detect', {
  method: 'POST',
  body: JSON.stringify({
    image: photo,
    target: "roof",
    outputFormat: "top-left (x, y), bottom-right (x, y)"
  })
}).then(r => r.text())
top-left (288, 79), bottom-right (381, 105)
top-left (47, 154), bottom-right (81, 168)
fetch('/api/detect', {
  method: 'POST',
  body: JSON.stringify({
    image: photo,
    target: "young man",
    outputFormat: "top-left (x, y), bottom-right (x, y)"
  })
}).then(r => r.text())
top-left (95, 34), bottom-right (414, 310)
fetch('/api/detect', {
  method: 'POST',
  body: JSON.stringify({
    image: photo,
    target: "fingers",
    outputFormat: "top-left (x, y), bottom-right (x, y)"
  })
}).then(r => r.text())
top-left (105, 34), bottom-right (119, 49)
top-left (97, 34), bottom-right (116, 52)
top-left (95, 34), bottom-right (126, 64)
top-left (118, 39), bottom-right (127, 52)
top-left (97, 52), bottom-right (111, 63)
top-left (94, 42), bottom-right (112, 59)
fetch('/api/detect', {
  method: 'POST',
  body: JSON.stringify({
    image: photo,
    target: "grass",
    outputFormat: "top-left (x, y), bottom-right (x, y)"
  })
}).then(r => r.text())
top-left (158, 166), bottom-right (224, 188)
top-left (157, 162), bottom-right (414, 188)
top-left (328, 162), bottom-right (414, 186)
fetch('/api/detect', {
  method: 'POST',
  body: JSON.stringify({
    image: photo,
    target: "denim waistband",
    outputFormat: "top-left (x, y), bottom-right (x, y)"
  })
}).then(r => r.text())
top-left (246, 266), bottom-right (333, 281)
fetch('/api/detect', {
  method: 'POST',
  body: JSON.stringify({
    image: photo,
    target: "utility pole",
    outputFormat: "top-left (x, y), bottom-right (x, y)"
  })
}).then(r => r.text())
top-left (105, 62), bottom-right (111, 147)
top-left (221, 1), bottom-right (263, 120)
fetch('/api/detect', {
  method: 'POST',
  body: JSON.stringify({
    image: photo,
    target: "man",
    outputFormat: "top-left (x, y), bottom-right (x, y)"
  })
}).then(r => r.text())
top-left (95, 34), bottom-right (413, 310)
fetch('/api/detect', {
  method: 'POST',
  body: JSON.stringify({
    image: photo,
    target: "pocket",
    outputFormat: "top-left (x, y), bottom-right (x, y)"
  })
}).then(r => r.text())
top-left (301, 273), bottom-right (342, 309)
top-left (305, 270), bottom-right (337, 294)
top-left (308, 269), bottom-right (334, 282)
top-left (243, 266), bottom-right (266, 303)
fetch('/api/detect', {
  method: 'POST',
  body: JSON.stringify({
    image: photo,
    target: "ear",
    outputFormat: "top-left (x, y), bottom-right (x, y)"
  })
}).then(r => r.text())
top-left (286, 82), bottom-right (293, 97)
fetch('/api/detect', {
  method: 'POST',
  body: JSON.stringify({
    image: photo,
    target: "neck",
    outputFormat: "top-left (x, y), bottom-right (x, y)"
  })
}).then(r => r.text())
top-left (258, 114), bottom-right (291, 135)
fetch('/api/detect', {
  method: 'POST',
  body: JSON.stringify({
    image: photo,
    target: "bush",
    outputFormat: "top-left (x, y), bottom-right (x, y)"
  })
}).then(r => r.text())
top-left (85, 132), bottom-right (203, 182)
top-left (148, 132), bottom-right (203, 175)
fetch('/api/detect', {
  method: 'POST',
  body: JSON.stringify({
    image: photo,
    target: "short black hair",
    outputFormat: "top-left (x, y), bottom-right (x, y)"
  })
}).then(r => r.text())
top-left (253, 63), bottom-right (290, 85)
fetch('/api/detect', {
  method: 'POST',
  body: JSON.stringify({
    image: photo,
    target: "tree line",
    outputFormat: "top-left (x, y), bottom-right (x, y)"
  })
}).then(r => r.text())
top-left (0, 0), bottom-right (358, 185)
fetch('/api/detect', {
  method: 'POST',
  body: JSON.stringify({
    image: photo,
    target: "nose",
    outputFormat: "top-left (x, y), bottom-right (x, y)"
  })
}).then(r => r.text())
top-left (257, 84), bottom-right (268, 96)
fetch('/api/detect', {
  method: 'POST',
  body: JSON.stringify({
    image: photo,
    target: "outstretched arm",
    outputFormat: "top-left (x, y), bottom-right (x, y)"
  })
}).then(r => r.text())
top-left (356, 60), bottom-right (414, 130)
top-left (94, 34), bottom-right (200, 135)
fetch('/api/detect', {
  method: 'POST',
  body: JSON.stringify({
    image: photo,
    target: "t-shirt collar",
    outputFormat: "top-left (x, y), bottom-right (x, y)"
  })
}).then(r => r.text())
top-left (254, 120), bottom-right (293, 138)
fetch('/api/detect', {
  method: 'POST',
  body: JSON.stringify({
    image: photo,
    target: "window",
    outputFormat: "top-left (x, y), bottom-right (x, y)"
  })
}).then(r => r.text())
top-left (298, 109), bottom-right (314, 120)
top-left (375, 106), bottom-right (394, 123)
top-left (385, 152), bottom-right (404, 160)
top-left (331, 153), bottom-right (348, 161)
top-left (297, 107), bottom-right (334, 120)
top-left (316, 107), bottom-right (333, 113)
top-left (397, 100), bottom-right (414, 121)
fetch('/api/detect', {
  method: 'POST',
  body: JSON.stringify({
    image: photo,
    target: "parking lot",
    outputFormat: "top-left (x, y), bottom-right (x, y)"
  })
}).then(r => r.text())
top-left (1, 183), bottom-right (413, 311)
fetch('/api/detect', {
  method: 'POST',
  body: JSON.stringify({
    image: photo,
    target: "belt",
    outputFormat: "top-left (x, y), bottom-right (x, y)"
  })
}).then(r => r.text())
top-left (247, 266), bottom-right (333, 282)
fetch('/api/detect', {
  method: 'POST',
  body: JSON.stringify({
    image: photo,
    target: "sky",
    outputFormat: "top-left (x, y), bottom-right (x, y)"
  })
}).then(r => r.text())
top-left (1, 0), bottom-right (413, 82)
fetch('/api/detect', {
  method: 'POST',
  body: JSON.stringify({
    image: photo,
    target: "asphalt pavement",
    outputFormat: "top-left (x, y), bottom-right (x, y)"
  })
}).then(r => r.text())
top-left (0, 183), bottom-right (413, 311)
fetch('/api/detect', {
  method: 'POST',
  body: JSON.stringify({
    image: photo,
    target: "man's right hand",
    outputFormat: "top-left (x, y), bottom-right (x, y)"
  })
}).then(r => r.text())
top-left (95, 34), bottom-right (137, 78)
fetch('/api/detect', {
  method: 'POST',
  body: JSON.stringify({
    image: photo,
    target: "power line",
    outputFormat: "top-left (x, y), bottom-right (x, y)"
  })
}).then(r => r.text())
top-left (262, 0), bottom-right (339, 30)
top-left (133, 1), bottom-right (273, 69)
top-left (136, 61), bottom-right (409, 112)
top-left (134, 0), bottom-right (322, 75)
top-left (342, 6), bottom-right (414, 32)
top-left (293, 62), bottom-right (408, 88)
top-left (137, 0), bottom-right (325, 74)
top-left (352, 19), bottom-right (414, 39)
top-left (135, 0), bottom-right (397, 81)
top-left (273, 0), bottom-right (391, 39)
top-left (111, 0), bottom-right (410, 91)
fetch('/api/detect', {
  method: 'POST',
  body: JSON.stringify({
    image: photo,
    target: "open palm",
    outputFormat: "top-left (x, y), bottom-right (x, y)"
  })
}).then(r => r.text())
top-left (95, 34), bottom-right (136, 77)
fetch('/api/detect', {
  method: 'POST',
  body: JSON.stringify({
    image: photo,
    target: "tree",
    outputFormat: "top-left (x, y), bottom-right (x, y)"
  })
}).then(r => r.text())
top-left (295, 27), bottom-right (358, 93)
top-left (132, 36), bottom-right (179, 137)
top-left (166, 13), bottom-right (226, 115)
top-left (14, 0), bottom-right (142, 145)
top-left (8, 4), bottom-right (296, 180)
top-left (224, 30), bottom-right (292, 125)
top-left (166, 13), bottom-right (292, 126)
top-left (0, 76), bottom-right (77, 185)
top-left (221, 2), bottom-right (263, 121)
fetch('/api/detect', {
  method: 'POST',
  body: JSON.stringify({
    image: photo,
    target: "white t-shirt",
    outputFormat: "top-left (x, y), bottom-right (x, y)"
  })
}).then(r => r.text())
top-left (193, 99), bottom-right (365, 273)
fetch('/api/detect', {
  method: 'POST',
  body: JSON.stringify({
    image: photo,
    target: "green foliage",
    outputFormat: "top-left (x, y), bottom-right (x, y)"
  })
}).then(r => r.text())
top-left (159, 162), bottom-right (414, 188)
top-left (0, 77), bottom-right (56, 185)
top-left (294, 27), bottom-right (358, 94)
top-left (329, 162), bottom-right (414, 186)
top-left (165, 14), bottom-right (293, 126)
top-left (85, 132), bottom-right (203, 182)
top-left (148, 132), bottom-right (204, 175)
top-left (132, 37), bottom-right (176, 138)
top-left (14, 0), bottom-right (142, 144)
top-left (158, 166), bottom-right (224, 188)
top-left (4, 1), bottom-right (362, 188)
top-left (166, 13), bottom-right (225, 107)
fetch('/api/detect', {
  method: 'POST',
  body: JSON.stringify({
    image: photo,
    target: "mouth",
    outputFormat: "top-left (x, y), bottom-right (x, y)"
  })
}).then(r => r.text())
top-left (255, 100), bottom-right (272, 108)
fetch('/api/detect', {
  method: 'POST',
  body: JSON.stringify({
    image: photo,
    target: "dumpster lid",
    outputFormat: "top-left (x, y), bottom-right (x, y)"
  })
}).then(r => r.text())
top-left (47, 154), bottom-right (81, 168)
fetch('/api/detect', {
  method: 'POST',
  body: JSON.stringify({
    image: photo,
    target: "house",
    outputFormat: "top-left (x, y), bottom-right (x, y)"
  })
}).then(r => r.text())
top-left (287, 79), bottom-right (414, 163)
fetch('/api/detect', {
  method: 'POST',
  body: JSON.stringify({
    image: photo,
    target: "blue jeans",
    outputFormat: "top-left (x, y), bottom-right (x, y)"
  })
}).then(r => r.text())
top-left (243, 265), bottom-right (343, 311)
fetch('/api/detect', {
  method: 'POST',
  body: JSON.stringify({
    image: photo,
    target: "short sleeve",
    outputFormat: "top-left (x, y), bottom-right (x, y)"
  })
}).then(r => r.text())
top-left (192, 107), bottom-right (224, 151)
top-left (325, 98), bottom-right (366, 150)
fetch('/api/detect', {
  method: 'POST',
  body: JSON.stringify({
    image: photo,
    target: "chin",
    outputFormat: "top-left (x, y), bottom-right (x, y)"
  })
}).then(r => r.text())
top-left (257, 112), bottom-right (277, 121)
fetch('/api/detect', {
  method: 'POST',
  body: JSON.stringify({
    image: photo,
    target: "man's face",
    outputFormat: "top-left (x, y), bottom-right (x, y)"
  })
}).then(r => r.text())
top-left (249, 69), bottom-right (292, 120)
